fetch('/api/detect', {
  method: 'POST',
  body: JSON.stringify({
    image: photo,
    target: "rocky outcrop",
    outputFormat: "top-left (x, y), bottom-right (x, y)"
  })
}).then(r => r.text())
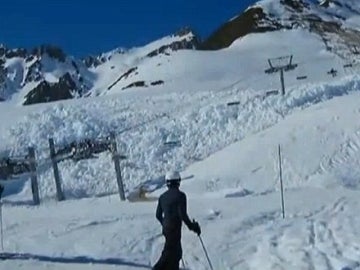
top-left (23, 73), bottom-right (79, 105)
top-left (24, 60), bottom-right (43, 85)
top-left (0, 45), bottom-right (6, 57)
top-left (83, 55), bottom-right (107, 68)
top-left (32, 45), bottom-right (66, 62)
top-left (0, 42), bottom-right (92, 104)
top-left (280, 0), bottom-right (310, 12)
top-left (0, 60), bottom-right (6, 84)
top-left (108, 67), bottom-right (138, 90)
top-left (0, 59), bottom-right (7, 99)
top-left (150, 80), bottom-right (164, 86)
top-left (146, 28), bottom-right (200, 57)
top-left (83, 48), bottom-right (126, 68)
top-left (146, 38), bottom-right (199, 57)
top-left (199, 0), bottom-right (360, 58)
top-left (122, 81), bottom-right (147, 90)
top-left (199, 7), bottom-right (284, 50)
top-left (5, 48), bottom-right (27, 59)
top-left (120, 80), bottom-right (164, 90)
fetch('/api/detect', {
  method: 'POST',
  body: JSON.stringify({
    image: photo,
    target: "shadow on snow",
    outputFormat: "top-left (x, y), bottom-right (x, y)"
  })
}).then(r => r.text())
top-left (0, 252), bottom-right (151, 268)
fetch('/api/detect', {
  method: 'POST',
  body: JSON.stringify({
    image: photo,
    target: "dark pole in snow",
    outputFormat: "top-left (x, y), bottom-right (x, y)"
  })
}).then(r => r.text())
top-left (110, 133), bottom-right (126, 201)
top-left (0, 194), bottom-right (3, 251)
top-left (280, 69), bottom-right (285, 96)
top-left (28, 147), bottom-right (40, 205)
top-left (198, 235), bottom-right (214, 270)
top-left (0, 201), bottom-right (3, 251)
top-left (49, 138), bottom-right (65, 201)
top-left (278, 144), bottom-right (285, 219)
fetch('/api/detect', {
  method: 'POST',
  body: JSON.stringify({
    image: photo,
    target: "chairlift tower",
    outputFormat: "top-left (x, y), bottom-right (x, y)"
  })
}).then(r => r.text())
top-left (265, 55), bottom-right (298, 96)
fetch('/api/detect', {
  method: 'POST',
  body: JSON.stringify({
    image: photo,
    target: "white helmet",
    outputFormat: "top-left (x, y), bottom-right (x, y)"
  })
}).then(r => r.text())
top-left (165, 171), bottom-right (181, 183)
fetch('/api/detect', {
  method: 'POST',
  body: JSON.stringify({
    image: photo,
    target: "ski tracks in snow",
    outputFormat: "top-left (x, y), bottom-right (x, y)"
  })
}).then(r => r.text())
top-left (319, 129), bottom-right (360, 189)
top-left (198, 195), bottom-right (360, 270)
top-left (247, 198), bottom-right (359, 270)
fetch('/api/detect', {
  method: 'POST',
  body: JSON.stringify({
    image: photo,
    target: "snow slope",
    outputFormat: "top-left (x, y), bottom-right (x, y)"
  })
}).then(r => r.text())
top-left (1, 27), bottom-right (360, 269)
top-left (90, 29), bottom-right (345, 97)
top-left (2, 93), bottom-right (360, 270)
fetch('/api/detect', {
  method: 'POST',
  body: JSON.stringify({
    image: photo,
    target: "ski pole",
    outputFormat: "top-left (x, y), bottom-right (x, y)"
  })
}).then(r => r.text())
top-left (0, 184), bottom-right (4, 252)
top-left (0, 198), bottom-right (3, 251)
top-left (198, 235), bottom-right (214, 270)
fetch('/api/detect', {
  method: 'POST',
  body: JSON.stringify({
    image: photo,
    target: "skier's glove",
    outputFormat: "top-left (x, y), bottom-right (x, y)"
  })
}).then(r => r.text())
top-left (190, 220), bottom-right (201, 236)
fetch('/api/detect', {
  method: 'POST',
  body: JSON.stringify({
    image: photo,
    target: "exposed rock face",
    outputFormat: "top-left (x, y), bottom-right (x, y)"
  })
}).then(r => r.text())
top-left (199, 0), bottom-right (360, 58)
top-left (122, 81), bottom-right (147, 90)
top-left (0, 44), bottom-right (92, 104)
top-left (24, 60), bottom-right (43, 85)
top-left (146, 28), bottom-right (200, 58)
top-left (0, 56), bottom-right (8, 99)
top-left (31, 45), bottom-right (66, 62)
top-left (199, 7), bottom-right (284, 50)
top-left (5, 48), bottom-right (27, 59)
top-left (83, 55), bottom-right (107, 68)
top-left (83, 48), bottom-right (127, 68)
top-left (280, 0), bottom-right (310, 12)
top-left (150, 80), bottom-right (164, 86)
top-left (108, 67), bottom-right (138, 90)
top-left (146, 38), bottom-right (199, 57)
top-left (23, 73), bottom-right (77, 105)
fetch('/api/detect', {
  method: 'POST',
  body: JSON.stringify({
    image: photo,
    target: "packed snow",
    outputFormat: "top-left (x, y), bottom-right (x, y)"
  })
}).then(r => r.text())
top-left (1, 27), bottom-right (360, 269)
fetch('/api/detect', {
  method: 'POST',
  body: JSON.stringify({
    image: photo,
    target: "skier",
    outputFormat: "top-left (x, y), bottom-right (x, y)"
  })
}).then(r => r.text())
top-left (152, 171), bottom-right (201, 270)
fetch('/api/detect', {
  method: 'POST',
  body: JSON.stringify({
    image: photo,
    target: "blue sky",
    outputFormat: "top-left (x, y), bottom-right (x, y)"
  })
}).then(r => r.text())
top-left (0, 0), bottom-right (256, 57)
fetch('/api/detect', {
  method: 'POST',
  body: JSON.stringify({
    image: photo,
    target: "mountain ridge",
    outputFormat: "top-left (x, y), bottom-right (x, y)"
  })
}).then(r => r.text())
top-left (1, 0), bottom-right (360, 105)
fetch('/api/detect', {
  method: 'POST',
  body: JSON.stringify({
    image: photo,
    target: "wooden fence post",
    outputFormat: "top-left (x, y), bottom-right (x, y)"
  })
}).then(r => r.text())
top-left (28, 147), bottom-right (40, 205)
top-left (49, 138), bottom-right (65, 201)
top-left (110, 133), bottom-right (126, 201)
top-left (278, 144), bottom-right (285, 219)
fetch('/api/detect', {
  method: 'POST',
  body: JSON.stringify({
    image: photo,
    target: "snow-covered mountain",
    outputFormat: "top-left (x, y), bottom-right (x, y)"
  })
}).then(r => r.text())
top-left (0, 29), bottom-right (199, 105)
top-left (0, 44), bottom-right (94, 105)
top-left (201, 0), bottom-right (360, 56)
top-left (1, 0), bottom-right (360, 106)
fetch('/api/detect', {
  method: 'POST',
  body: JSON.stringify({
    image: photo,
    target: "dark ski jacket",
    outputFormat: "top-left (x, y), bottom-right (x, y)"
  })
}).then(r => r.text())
top-left (156, 187), bottom-right (193, 231)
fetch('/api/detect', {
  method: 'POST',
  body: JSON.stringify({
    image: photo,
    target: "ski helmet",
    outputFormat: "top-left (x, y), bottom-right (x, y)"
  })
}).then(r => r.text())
top-left (165, 171), bottom-right (181, 183)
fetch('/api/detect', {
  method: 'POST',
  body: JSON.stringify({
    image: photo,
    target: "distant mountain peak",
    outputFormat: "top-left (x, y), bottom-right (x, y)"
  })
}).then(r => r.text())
top-left (31, 44), bottom-right (67, 62)
top-left (0, 27), bottom-right (201, 105)
top-left (0, 43), bottom-right (92, 105)
top-left (200, 0), bottom-right (360, 55)
top-left (2, 0), bottom-right (360, 106)
top-left (174, 26), bottom-right (197, 38)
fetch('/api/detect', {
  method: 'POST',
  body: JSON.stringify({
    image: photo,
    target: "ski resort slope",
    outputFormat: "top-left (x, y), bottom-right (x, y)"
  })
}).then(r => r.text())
top-left (90, 29), bottom-right (344, 97)
top-left (1, 27), bottom-right (360, 269)
top-left (0, 29), bottom-right (354, 202)
top-left (1, 93), bottom-right (360, 270)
